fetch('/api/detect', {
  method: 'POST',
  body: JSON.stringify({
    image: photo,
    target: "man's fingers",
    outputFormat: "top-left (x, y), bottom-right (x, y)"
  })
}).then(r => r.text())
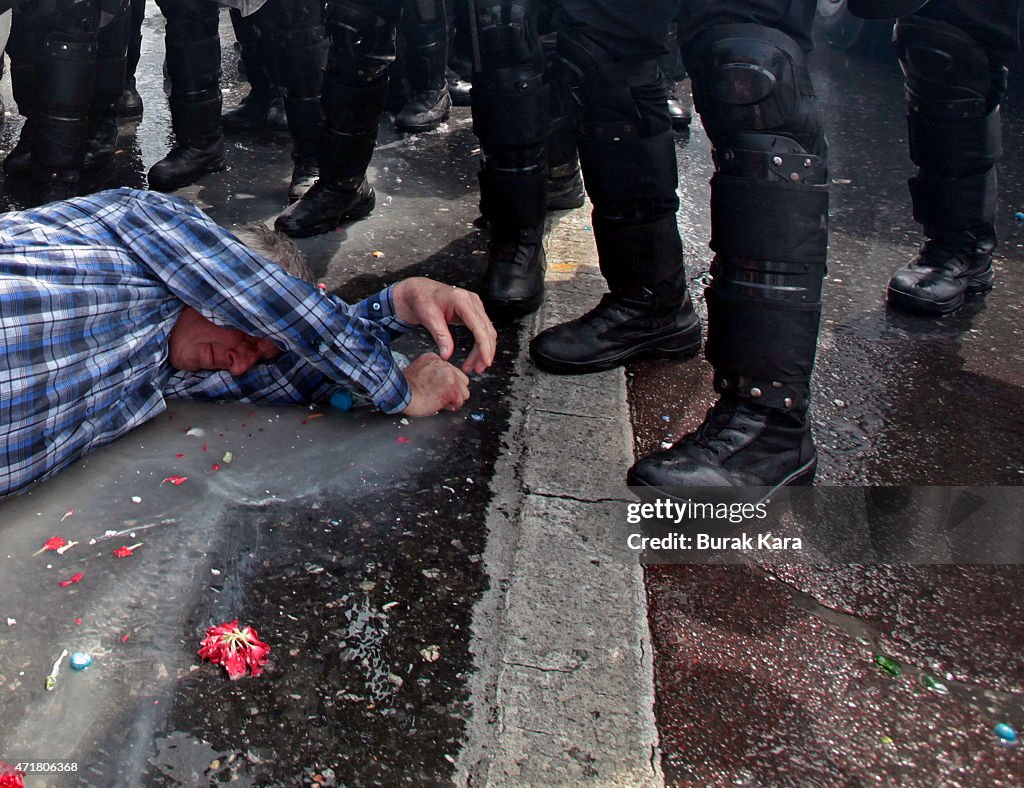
top-left (419, 310), bottom-right (455, 360)
top-left (450, 290), bottom-right (497, 368)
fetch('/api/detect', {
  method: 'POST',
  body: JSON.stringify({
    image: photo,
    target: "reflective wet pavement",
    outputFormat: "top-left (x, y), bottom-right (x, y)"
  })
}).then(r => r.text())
top-left (0, 6), bottom-right (1021, 786)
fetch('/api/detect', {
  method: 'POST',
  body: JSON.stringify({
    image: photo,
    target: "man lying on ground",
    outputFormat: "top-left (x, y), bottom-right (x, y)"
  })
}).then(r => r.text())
top-left (0, 188), bottom-right (497, 499)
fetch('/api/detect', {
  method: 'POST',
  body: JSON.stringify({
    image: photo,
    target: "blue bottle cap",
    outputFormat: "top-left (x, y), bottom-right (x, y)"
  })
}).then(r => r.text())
top-left (69, 652), bottom-right (93, 671)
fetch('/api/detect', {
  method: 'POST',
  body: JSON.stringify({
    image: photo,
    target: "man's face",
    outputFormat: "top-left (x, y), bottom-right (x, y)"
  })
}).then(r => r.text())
top-left (168, 307), bottom-right (282, 376)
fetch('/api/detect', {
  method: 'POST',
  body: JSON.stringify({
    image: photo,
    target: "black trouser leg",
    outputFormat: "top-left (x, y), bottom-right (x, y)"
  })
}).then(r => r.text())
top-left (32, 0), bottom-right (102, 200)
top-left (470, 0), bottom-right (549, 315)
top-left (85, 0), bottom-right (130, 169)
top-left (629, 14), bottom-right (829, 490)
top-left (148, 0), bottom-right (224, 191)
top-left (395, 0), bottom-right (451, 132)
top-left (115, 0), bottom-right (144, 118)
top-left (529, 20), bottom-right (701, 373)
top-left (885, 13), bottom-right (1008, 314)
top-left (275, 0), bottom-right (400, 236)
top-left (254, 0), bottom-right (326, 199)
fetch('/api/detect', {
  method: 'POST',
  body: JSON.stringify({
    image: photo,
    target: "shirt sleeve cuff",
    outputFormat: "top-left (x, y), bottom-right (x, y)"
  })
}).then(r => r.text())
top-left (355, 285), bottom-right (416, 336)
top-left (369, 358), bottom-right (413, 414)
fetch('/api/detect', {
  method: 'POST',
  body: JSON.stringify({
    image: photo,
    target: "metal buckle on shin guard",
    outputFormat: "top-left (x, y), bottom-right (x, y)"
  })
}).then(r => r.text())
top-left (715, 144), bottom-right (826, 186)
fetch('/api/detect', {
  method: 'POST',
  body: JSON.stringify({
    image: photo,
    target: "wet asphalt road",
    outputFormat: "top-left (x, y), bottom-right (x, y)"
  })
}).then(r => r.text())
top-left (0, 6), bottom-right (1021, 786)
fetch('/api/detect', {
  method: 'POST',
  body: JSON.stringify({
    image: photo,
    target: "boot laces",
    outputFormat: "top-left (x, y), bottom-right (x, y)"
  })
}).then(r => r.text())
top-left (693, 400), bottom-right (763, 457)
top-left (918, 233), bottom-right (994, 273)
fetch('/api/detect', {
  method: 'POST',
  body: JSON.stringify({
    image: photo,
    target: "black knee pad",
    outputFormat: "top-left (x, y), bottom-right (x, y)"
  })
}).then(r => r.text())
top-left (687, 23), bottom-right (824, 157)
top-left (896, 17), bottom-right (1004, 176)
top-left (324, 0), bottom-right (397, 83)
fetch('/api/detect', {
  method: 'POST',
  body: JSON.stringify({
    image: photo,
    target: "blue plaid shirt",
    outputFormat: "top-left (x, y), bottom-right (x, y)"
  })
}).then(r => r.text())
top-left (0, 188), bottom-right (414, 499)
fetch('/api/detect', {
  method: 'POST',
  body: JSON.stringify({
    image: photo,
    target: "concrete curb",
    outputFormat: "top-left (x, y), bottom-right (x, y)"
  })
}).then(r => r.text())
top-left (457, 206), bottom-right (663, 786)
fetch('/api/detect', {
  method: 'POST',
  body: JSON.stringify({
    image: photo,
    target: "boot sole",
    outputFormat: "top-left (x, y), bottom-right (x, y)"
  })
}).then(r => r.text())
top-left (147, 156), bottom-right (227, 192)
top-left (531, 327), bottom-right (702, 375)
top-left (886, 276), bottom-right (994, 316)
top-left (482, 289), bottom-right (545, 320)
top-left (628, 456), bottom-right (818, 503)
top-left (395, 115), bottom-right (450, 134)
top-left (277, 189), bottom-right (376, 239)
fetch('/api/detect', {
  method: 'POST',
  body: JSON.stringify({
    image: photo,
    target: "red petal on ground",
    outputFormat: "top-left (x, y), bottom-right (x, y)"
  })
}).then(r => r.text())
top-left (58, 572), bottom-right (84, 587)
top-left (113, 546), bottom-right (134, 558)
top-left (161, 476), bottom-right (188, 486)
top-left (396, 436), bottom-right (411, 444)
top-left (42, 536), bottom-right (67, 552)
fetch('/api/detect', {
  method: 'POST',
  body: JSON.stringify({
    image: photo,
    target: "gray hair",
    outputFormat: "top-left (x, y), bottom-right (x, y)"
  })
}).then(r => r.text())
top-left (233, 222), bottom-right (316, 285)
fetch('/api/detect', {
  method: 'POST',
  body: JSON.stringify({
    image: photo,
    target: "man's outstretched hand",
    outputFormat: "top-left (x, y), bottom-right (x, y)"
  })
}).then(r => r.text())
top-left (391, 277), bottom-right (497, 374)
top-left (401, 352), bottom-right (471, 417)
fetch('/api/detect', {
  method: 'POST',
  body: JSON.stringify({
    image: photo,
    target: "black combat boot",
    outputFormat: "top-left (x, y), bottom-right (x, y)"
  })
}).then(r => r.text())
top-left (148, 26), bottom-right (225, 191)
top-left (887, 226), bottom-right (996, 314)
top-left (277, 175), bottom-right (375, 237)
top-left (530, 282), bottom-right (701, 374)
top-left (481, 226), bottom-right (547, 317)
top-left (633, 22), bottom-right (830, 492)
top-left (222, 88), bottom-right (274, 131)
top-left (628, 393), bottom-right (817, 490)
top-left (116, 0), bottom-right (145, 120)
top-left (530, 212), bottom-right (699, 372)
top-left (471, 62), bottom-right (550, 316)
top-left (446, 67), bottom-right (471, 106)
top-left (885, 17), bottom-right (1004, 316)
top-left (395, 86), bottom-right (451, 133)
top-left (276, 1), bottom-right (388, 236)
top-left (395, 0), bottom-right (451, 133)
top-left (148, 125), bottom-right (225, 191)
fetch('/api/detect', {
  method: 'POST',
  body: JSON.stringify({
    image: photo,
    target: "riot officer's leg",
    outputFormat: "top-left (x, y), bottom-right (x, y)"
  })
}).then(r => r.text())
top-left (254, 0), bottom-right (326, 201)
top-left (395, 0), bottom-right (451, 132)
top-left (115, 0), bottom-right (145, 119)
top-left (661, 15), bottom-right (692, 132)
top-left (629, 21), bottom-right (829, 490)
top-left (529, 21), bottom-right (701, 372)
top-left (471, 0), bottom-right (549, 316)
top-left (83, 0), bottom-right (130, 171)
top-left (275, 0), bottom-right (402, 237)
top-left (4, 1), bottom-right (50, 176)
top-left (885, 15), bottom-right (1009, 314)
top-left (542, 26), bottom-right (584, 211)
top-left (147, 0), bottom-right (224, 192)
top-left (31, 0), bottom-right (101, 201)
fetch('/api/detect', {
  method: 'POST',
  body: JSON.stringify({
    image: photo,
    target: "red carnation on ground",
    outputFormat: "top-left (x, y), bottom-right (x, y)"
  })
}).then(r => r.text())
top-left (0, 761), bottom-right (25, 788)
top-left (197, 620), bottom-right (270, 680)
top-left (42, 536), bottom-right (67, 552)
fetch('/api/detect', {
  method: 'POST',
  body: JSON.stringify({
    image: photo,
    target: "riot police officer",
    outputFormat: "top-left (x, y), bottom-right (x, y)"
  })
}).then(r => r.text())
top-left (849, 0), bottom-right (1020, 315)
